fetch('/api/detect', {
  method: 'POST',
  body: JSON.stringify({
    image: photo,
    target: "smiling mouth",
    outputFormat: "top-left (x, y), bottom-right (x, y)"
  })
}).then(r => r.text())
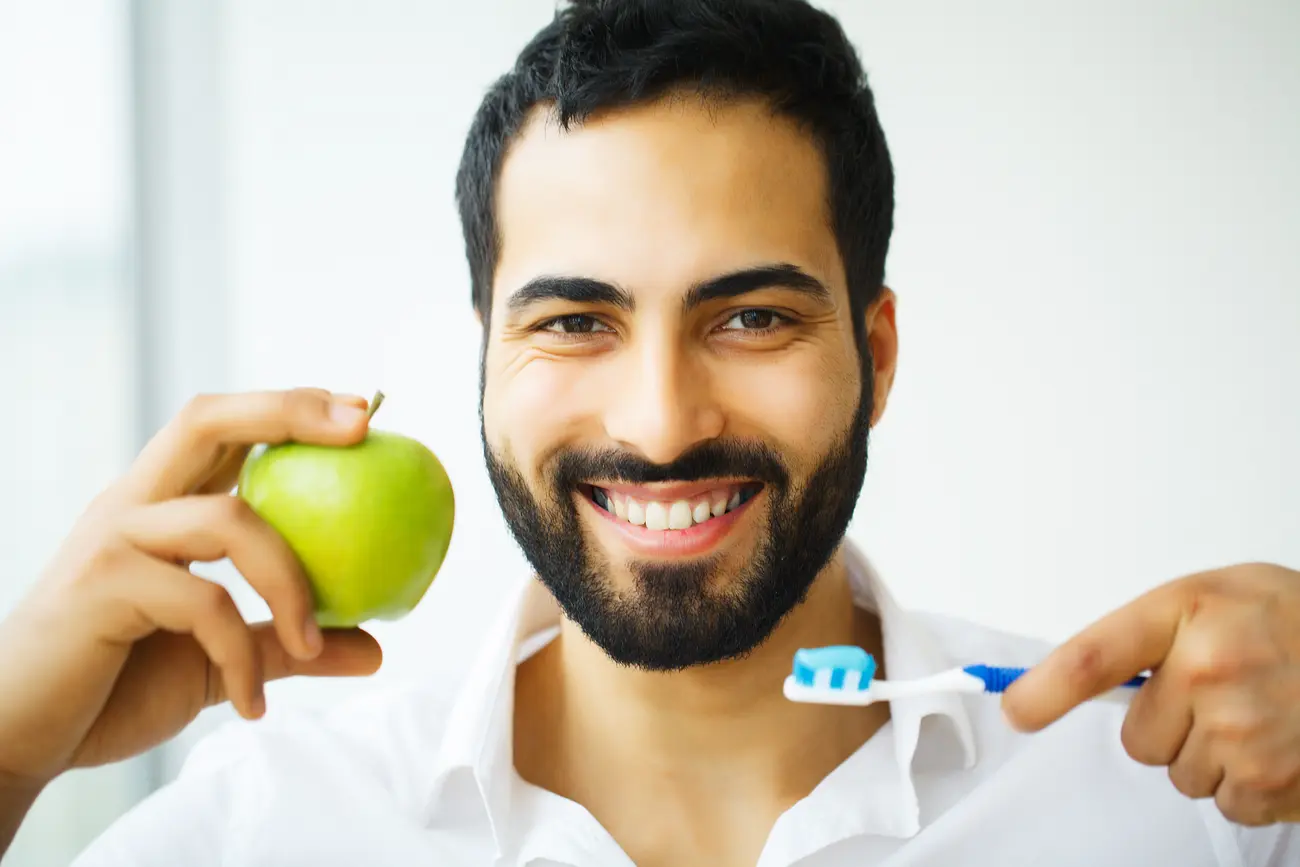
top-left (580, 482), bottom-right (763, 531)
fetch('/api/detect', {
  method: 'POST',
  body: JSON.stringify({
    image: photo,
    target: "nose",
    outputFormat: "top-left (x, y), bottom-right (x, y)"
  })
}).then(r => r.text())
top-left (602, 334), bottom-right (725, 466)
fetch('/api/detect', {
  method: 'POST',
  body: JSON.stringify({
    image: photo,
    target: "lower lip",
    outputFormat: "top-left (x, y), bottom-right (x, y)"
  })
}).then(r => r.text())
top-left (581, 490), bottom-right (760, 558)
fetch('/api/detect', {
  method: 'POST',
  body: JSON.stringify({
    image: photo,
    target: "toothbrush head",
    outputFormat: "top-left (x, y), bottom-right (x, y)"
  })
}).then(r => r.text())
top-left (786, 645), bottom-right (880, 705)
top-left (791, 645), bottom-right (878, 689)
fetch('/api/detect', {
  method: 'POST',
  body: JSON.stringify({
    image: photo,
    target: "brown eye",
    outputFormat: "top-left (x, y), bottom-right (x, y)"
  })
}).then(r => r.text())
top-left (542, 314), bottom-right (612, 334)
top-left (721, 309), bottom-right (785, 331)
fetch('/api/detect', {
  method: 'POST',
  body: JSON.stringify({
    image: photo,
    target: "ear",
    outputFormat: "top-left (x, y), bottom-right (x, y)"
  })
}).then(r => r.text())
top-left (864, 287), bottom-right (898, 428)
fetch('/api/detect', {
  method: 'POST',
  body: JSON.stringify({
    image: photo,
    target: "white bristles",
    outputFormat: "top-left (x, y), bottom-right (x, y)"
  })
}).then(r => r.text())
top-left (783, 676), bottom-right (879, 706)
top-left (783, 668), bottom-right (989, 708)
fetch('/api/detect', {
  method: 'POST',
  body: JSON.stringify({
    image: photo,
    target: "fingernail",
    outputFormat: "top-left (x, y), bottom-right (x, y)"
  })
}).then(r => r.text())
top-left (251, 688), bottom-right (267, 719)
top-left (336, 393), bottom-right (369, 406)
top-left (303, 616), bottom-right (323, 657)
top-left (330, 403), bottom-right (367, 426)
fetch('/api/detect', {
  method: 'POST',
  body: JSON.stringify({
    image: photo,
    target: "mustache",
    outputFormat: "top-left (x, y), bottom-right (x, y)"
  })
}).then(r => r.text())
top-left (549, 439), bottom-right (790, 490)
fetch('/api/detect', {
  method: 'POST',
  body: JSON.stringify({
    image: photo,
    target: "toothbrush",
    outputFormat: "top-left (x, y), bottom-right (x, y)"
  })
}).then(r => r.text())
top-left (782, 645), bottom-right (1149, 707)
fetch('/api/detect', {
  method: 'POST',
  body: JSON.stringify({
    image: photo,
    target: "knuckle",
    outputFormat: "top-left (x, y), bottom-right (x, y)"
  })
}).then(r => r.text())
top-left (1257, 762), bottom-right (1299, 794)
top-left (1273, 762), bottom-right (1300, 793)
top-left (1120, 717), bottom-right (1166, 766)
top-left (171, 395), bottom-right (223, 455)
top-left (1177, 631), bottom-right (1258, 688)
top-left (1061, 640), bottom-right (1107, 693)
top-left (78, 535), bottom-right (134, 586)
top-left (1216, 786), bottom-right (1275, 827)
top-left (1186, 571), bottom-right (1231, 597)
top-left (281, 388), bottom-right (329, 424)
top-left (1233, 756), bottom-right (1269, 789)
top-left (1167, 764), bottom-right (1206, 799)
top-left (192, 580), bottom-right (238, 622)
top-left (1229, 750), bottom-right (1297, 794)
top-left (211, 494), bottom-right (257, 529)
top-left (1167, 773), bottom-right (1193, 799)
top-left (1208, 705), bottom-right (1269, 743)
top-left (177, 393), bottom-right (218, 435)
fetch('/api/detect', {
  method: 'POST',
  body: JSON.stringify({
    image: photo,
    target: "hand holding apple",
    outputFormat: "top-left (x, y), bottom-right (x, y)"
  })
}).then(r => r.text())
top-left (0, 389), bottom-right (391, 851)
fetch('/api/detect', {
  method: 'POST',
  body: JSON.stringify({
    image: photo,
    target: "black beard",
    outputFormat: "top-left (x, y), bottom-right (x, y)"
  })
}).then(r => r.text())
top-left (481, 373), bottom-right (872, 671)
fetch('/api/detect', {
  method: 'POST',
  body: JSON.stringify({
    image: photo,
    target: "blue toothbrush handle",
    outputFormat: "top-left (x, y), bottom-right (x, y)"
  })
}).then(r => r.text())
top-left (964, 665), bottom-right (1150, 694)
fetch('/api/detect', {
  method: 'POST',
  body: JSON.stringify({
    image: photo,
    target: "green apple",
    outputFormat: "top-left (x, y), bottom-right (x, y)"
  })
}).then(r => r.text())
top-left (237, 392), bottom-right (454, 628)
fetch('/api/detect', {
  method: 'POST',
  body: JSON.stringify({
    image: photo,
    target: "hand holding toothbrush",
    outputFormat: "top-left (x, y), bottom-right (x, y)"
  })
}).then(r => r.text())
top-left (1000, 562), bottom-right (1300, 828)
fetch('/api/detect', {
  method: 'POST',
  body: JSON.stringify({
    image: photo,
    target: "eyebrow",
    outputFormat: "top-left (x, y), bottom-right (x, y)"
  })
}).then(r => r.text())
top-left (681, 263), bottom-right (831, 311)
top-left (506, 276), bottom-right (635, 313)
top-left (504, 262), bottom-right (830, 315)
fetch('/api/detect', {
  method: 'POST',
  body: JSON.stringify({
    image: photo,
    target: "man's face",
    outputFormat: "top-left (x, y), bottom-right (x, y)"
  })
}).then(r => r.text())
top-left (480, 95), bottom-right (887, 670)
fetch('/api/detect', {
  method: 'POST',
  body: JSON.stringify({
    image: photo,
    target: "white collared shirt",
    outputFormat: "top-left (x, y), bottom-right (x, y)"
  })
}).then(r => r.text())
top-left (74, 543), bottom-right (1295, 866)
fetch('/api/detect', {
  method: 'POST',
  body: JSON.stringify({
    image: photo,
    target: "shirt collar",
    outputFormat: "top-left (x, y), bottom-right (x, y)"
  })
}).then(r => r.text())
top-left (422, 539), bottom-right (977, 859)
top-left (840, 542), bottom-right (977, 774)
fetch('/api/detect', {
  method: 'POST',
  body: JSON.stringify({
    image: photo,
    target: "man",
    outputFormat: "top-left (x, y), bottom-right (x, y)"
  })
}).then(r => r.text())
top-left (1, 1), bottom-right (1297, 864)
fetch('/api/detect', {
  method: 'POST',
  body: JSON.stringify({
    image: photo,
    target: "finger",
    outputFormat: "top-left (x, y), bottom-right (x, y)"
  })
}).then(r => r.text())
top-left (1167, 724), bottom-right (1224, 800)
top-left (1202, 687), bottom-right (1300, 825)
top-left (151, 625), bottom-right (380, 711)
top-left (119, 495), bottom-right (322, 662)
top-left (196, 394), bottom-right (371, 496)
top-left (1003, 580), bottom-right (1193, 732)
top-left (102, 554), bottom-right (264, 720)
top-left (249, 622), bottom-right (383, 688)
top-left (1216, 778), bottom-right (1282, 827)
top-left (82, 623), bottom-right (383, 762)
top-left (115, 389), bottom-right (371, 505)
top-left (1120, 666), bottom-right (1193, 767)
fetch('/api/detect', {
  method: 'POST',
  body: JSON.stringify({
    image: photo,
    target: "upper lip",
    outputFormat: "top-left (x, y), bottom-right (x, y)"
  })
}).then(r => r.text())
top-left (586, 480), bottom-right (757, 501)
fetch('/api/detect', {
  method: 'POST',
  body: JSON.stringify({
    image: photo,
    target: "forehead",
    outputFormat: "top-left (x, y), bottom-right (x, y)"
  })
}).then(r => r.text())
top-left (492, 94), bottom-right (844, 306)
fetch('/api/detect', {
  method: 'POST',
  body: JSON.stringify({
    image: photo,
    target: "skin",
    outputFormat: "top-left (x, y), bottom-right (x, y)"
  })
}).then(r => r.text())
top-left (0, 92), bottom-right (1296, 865)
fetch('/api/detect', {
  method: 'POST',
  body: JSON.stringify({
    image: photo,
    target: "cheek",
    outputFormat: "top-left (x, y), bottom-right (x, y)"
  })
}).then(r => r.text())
top-left (714, 347), bottom-right (859, 460)
top-left (483, 352), bottom-right (608, 460)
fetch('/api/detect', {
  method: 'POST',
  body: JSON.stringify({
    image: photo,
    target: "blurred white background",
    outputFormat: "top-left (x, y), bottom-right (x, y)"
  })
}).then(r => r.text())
top-left (2, 0), bottom-right (1297, 863)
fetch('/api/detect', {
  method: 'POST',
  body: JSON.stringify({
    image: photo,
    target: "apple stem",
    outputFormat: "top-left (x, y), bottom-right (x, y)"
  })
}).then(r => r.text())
top-left (367, 390), bottom-right (385, 420)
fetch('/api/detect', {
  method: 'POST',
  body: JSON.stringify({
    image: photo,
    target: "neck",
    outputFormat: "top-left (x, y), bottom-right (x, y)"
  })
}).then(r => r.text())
top-left (566, 549), bottom-right (879, 759)
top-left (514, 544), bottom-right (889, 857)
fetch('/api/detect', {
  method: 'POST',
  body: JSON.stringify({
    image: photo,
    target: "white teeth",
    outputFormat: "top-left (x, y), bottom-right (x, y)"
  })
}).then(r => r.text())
top-left (668, 501), bottom-right (693, 530)
top-left (644, 501), bottom-right (669, 531)
top-left (600, 486), bottom-right (753, 530)
top-left (710, 490), bottom-right (729, 517)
